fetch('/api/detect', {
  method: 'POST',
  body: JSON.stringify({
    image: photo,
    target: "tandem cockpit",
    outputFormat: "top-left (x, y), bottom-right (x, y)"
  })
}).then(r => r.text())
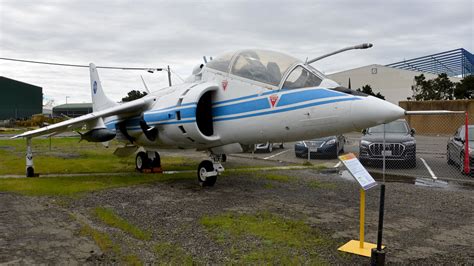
top-left (203, 49), bottom-right (342, 91)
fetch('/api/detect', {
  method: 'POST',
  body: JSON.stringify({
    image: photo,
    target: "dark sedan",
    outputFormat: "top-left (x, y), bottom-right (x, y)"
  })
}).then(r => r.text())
top-left (359, 119), bottom-right (416, 168)
top-left (295, 135), bottom-right (345, 159)
top-left (447, 125), bottom-right (473, 175)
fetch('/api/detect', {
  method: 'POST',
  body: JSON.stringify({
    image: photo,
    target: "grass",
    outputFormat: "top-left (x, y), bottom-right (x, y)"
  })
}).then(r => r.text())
top-left (256, 172), bottom-right (295, 183)
top-left (80, 224), bottom-right (121, 254)
top-left (0, 137), bottom-right (199, 175)
top-left (200, 212), bottom-right (329, 264)
top-left (154, 242), bottom-right (194, 265)
top-left (0, 173), bottom-right (193, 196)
top-left (308, 180), bottom-right (337, 190)
top-left (93, 207), bottom-right (151, 240)
top-left (80, 223), bottom-right (143, 265)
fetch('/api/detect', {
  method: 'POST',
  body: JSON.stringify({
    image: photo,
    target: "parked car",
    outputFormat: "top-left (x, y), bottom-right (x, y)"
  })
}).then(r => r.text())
top-left (295, 135), bottom-right (345, 159)
top-left (254, 142), bottom-right (284, 153)
top-left (447, 125), bottom-right (473, 175)
top-left (359, 119), bottom-right (416, 168)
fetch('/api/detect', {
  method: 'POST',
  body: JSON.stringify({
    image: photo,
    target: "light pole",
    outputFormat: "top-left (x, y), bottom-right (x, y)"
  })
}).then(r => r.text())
top-left (66, 96), bottom-right (70, 104)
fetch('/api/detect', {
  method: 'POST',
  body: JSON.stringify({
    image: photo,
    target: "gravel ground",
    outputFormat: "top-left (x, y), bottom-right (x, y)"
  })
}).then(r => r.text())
top-left (1, 156), bottom-right (473, 264)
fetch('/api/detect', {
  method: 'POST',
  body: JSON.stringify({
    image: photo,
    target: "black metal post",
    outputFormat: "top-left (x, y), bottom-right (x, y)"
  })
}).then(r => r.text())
top-left (371, 183), bottom-right (386, 265)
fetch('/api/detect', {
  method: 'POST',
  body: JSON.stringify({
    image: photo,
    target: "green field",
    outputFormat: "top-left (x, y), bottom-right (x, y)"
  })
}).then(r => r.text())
top-left (0, 137), bottom-right (199, 175)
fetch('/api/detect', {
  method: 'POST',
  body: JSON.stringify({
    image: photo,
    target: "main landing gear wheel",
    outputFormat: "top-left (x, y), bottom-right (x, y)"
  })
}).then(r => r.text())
top-left (152, 152), bottom-right (161, 168)
top-left (197, 160), bottom-right (217, 187)
top-left (135, 152), bottom-right (150, 172)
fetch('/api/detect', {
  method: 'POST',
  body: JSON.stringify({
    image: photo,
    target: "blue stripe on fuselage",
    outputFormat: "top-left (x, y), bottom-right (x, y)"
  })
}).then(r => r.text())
top-left (277, 89), bottom-right (345, 107)
top-left (213, 97), bottom-right (359, 122)
top-left (213, 98), bottom-right (270, 117)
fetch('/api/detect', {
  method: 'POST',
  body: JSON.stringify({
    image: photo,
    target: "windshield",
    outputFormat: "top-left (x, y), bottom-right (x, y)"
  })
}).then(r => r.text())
top-left (205, 52), bottom-right (234, 72)
top-left (368, 121), bottom-right (409, 134)
top-left (230, 49), bottom-right (300, 86)
top-left (283, 66), bottom-right (322, 89)
top-left (460, 126), bottom-right (474, 140)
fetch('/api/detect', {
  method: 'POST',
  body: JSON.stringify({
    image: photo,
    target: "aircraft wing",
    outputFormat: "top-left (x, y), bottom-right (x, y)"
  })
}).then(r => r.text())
top-left (12, 97), bottom-right (154, 139)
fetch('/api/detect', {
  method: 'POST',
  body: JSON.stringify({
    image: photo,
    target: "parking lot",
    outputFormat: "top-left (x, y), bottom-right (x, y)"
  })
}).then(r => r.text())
top-left (239, 132), bottom-right (471, 181)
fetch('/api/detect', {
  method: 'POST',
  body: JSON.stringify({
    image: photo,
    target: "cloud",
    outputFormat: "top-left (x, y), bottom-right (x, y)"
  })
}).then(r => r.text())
top-left (0, 0), bottom-right (472, 104)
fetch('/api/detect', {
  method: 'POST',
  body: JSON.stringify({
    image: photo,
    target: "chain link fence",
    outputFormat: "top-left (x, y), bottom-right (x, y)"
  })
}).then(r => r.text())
top-left (357, 112), bottom-right (472, 181)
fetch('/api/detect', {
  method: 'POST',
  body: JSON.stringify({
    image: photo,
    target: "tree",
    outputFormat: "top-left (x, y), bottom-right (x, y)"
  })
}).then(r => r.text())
top-left (433, 73), bottom-right (455, 100)
top-left (454, 75), bottom-right (474, 99)
top-left (411, 73), bottom-right (456, 101)
top-left (356, 85), bottom-right (385, 100)
top-left (411, 74), bottom-right (435, 100)
top-left (122, 90), bottom-right (148, 102)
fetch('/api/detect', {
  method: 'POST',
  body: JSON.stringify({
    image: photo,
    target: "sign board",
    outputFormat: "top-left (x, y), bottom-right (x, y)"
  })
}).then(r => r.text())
top-left (339, 153), bottom-right (377, 190)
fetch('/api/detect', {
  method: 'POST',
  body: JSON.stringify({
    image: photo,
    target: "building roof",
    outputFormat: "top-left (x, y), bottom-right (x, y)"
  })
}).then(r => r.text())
top-left (53, 103), bottom-right (92, 109)
top-left (0, 76), bottom-right (42, 89)
top-left (385, 48), bottom-right (473, 77)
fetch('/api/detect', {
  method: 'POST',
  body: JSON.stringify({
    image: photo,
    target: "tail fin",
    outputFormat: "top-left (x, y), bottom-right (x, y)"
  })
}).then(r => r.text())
top-left (89, 63), bottom-right (118, 111)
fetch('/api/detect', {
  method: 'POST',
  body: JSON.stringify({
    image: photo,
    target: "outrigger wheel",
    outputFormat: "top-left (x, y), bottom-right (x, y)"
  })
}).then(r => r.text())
top-left (197, 160), bottom-right (217, 187)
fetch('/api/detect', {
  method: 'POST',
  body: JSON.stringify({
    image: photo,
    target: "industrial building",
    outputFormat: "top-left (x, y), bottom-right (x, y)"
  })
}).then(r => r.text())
top-left (0, 76), bottom-right (43, 120)
top-left (328, 48), bottom-right (473, 104)
top-left (52, 103), bottom-right (93, 118)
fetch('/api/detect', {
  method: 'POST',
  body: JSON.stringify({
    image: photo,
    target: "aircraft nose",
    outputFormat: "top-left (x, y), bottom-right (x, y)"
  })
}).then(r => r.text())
top-left (350, 96), bottom-right (405, 130)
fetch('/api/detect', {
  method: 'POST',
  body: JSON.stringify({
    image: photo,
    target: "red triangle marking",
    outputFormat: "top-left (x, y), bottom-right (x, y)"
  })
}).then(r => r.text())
top-left (269, 94), bottom-right (278, 107)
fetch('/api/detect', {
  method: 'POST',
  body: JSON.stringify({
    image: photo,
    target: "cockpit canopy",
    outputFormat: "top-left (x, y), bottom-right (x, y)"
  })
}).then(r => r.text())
top-left (206, 49), bottom-right (321, 87)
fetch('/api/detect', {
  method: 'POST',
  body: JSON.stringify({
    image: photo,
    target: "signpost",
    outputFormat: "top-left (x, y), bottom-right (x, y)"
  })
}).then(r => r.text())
top-left (338, 153), bottom-right (382, 257)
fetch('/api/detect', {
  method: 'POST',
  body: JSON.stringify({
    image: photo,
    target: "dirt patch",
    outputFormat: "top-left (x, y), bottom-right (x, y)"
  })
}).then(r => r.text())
top-left (0, 158), bottom-right (473, 264)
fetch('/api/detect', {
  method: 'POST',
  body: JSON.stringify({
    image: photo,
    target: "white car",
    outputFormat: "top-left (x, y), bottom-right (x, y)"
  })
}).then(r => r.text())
top-left (254, 142), bottom-right (284, 153)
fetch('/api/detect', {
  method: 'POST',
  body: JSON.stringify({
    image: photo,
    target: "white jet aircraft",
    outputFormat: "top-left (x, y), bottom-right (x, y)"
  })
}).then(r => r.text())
top-left (14, 47), bottom-right (405, 186)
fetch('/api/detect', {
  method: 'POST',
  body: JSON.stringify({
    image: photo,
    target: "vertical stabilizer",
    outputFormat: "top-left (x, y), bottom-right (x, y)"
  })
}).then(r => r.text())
top-left (89, 63), bottom-right (118, 111)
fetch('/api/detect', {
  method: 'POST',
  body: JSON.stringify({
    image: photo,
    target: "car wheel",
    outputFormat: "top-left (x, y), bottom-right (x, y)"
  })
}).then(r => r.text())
top-left (460, 153), bottom-right (467, 175)
top-left (447, 149), bottom-right (454, 165)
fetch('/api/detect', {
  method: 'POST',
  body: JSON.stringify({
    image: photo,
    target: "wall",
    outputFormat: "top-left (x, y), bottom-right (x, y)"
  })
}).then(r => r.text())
top-left (399, 100), bottom-right (474, 135)
top-left (328, 65), bottom-right (461, 104)
top-left (0, 77), bottom-right (42, 120)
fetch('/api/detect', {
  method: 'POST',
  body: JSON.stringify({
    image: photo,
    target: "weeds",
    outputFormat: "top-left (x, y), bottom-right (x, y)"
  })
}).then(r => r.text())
top-left (93, 207), bottom-right (151, 241)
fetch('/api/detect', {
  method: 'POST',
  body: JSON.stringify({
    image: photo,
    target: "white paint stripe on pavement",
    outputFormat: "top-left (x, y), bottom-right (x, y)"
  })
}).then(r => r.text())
top-left (263, 149), bottom-right (290, 160)
top-left (334, 161), bottom-right (341, 168)
top-left (420, 157), bottom-right (437, 180)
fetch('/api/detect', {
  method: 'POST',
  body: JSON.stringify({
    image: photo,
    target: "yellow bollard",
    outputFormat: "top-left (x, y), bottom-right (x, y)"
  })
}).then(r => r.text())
top-left (338, 188), bottom-right (383, 257)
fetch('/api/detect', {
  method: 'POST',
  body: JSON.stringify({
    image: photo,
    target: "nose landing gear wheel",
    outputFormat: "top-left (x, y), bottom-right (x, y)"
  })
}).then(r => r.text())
top-left (197, 160), bottom-right (217, 187)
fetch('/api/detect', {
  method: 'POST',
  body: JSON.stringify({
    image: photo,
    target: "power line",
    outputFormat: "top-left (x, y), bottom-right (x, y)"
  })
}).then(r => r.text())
top-left (0, 57), bottom-right (166, 72)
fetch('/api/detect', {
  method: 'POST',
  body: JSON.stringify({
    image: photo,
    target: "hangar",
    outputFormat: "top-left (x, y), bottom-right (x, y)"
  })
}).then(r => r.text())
top-left (328, 48), bottom-right (473, 104)
top-left (53, 103), bottom-right (93, 118)
top-left (0, 76), bottom-right (42, 120)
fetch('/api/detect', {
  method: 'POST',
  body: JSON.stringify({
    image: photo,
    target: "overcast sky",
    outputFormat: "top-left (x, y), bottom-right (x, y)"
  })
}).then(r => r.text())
top-left (1, 0), bottom-right (472, 105)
